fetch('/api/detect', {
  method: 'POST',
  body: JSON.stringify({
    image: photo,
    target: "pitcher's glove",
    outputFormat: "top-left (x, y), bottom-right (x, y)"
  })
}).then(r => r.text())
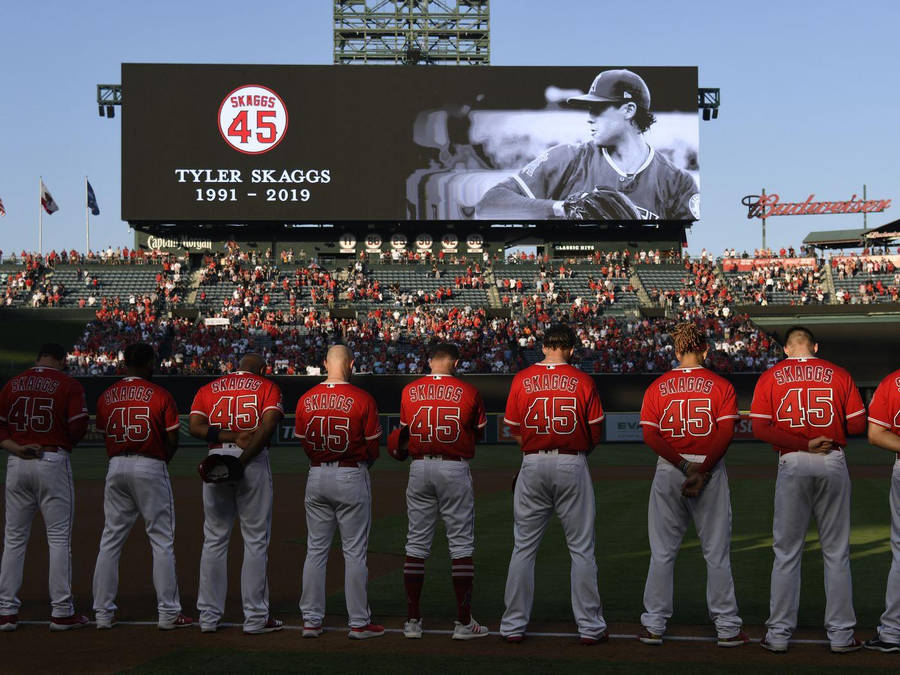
top-left (387, 426), bottom-right (410, 461)
top-left (563, 188), bottom-right (641, 221)
top-left (198, 454), bottom-right (244, 483)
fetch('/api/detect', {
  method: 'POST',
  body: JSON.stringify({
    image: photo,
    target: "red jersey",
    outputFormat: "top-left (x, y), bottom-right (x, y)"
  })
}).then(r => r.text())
top-left (640, 366), bottom-right (738, 466)
top-left (294, 381), bottom-right (381, 463)
top-left (750, 356), bottom-right (865, 454)
top-left (868, 368), bottom-right (900, 434)
top-left (504, 362), bottom-right (604, 453)
top-left (96, 376), bottom-right (180, 461)
top-left (0, 366), bottom-right (87, 450)
top-left (400, 374), bottom-right (487, 459)
top-left (190, 371), bottom-right (283, 450)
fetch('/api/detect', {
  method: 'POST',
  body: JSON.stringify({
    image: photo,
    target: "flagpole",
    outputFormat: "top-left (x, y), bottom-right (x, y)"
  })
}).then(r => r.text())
top-left (85, 176), bottom-right (90, 254)
top-left (39, 176), bottom-right (43, 256)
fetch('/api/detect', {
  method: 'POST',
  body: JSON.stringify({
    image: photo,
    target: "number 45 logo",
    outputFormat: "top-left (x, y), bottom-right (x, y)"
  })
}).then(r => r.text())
top-left (218, 84), bottom-right (289, 155)
top-left (776, 388), bottom-right (835, 428)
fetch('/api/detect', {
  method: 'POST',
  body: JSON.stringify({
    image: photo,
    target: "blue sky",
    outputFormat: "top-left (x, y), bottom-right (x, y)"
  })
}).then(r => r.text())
top-left (1, 0), bottom-right (897, 256)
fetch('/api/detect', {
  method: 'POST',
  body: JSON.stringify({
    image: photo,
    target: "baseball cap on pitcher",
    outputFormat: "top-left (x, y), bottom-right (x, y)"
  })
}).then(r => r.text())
top-left (567, 69), bottom-right (651, 110)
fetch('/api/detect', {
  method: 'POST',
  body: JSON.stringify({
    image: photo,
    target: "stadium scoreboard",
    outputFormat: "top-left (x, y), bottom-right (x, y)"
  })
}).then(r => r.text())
top-left (122, 63), bottom-right (698, 226)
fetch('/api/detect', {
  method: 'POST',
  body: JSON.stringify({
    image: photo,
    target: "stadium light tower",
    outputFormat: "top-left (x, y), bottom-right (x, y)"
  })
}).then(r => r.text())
top-left (334, 0), bottom-right (490, 65)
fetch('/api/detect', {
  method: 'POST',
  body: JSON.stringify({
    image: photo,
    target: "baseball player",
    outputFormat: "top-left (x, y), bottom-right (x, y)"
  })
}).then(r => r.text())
top-left (475, 68), bottom-right (699, 221)
top-left (500, 324), bottom-right (608, 644)
top-left (750, 326), bottom-right (866, 653)
top-left (189, 353), bottom-right (284, 634)
top-left (0, 343), bottom-right (89, 631)
top-left (391, 342), bottom-right (489, 640)
top-left (92, 343), bottom-right (192, 630)
top-left (863, 367), bottom-right (900, 653)
top-left (638, 323), bottom-right (747, 647)
top-left (295, 344), bottom-right (384, 640)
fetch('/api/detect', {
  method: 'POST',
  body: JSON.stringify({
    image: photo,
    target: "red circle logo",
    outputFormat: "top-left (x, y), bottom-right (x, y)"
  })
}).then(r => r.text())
top-left (218, 84), bottom-right (288, 155)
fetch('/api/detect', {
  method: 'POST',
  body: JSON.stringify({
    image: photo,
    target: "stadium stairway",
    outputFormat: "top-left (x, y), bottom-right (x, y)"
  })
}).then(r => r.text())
top-left (629, 269), bottom-right (651, 306)
top-left (823, 263), bottom-right (838, 302)
top-left (485, 268), bottom-right (502, 308)
top-left (185, 268), bottom-right (204, 305)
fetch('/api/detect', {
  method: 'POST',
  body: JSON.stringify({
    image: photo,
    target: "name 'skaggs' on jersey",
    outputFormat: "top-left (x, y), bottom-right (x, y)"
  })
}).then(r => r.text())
top-left (400, 374), bottom-right (487, 458)
top-left (640, 366), bottom-right (739, 470)
top-left (191, 371), bottom-right (284, 449)
top-left (868, 367), bottom-right (900, 434)
top-left (504, 363), bottom-right (604, 452)
top-left (750, 356), bottom-right (865, 453)
top-left (505, 143), bottom-right (699, 221)
top-left (294, 382), bottom-right (381, 464)
top-left (96, 376), bottom-right (180, 461)
top-left (0, 366), bottom-right (88, 449)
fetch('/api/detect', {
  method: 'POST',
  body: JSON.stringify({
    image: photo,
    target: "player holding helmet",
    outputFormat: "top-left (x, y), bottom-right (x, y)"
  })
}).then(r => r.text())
top-left (475, 68), bottom-right (699, 222)
top-left (189, 353), bottom-right (284, 634)
top-left (389, 342), bottom-right (489, 641)
top-left (638, 323), bottom-right (747, 647)
top-left (750, 326), bottom-right (866, 653)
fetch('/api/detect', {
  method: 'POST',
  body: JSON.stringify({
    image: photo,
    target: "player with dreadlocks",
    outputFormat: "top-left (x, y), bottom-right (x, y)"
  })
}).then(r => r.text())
top-left (636, 322), bottom-right (748, 647)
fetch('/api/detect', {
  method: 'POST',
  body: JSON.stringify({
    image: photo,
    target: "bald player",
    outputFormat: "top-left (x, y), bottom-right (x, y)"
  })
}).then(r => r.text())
top-left (295, 345), bottom-right (384, 640)
top-left (750, 326), bottom-right (866, 653)
top-left (475, 68), bottom-right (699, 222)
top-left (189, 353), bottom-right (284, 634)
top-left (863, 368), bottom-right (900, 653)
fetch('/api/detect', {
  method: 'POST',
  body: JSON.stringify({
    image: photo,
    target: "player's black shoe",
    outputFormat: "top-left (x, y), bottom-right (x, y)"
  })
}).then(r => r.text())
top-left (864, 637), bottom-right (900, 653)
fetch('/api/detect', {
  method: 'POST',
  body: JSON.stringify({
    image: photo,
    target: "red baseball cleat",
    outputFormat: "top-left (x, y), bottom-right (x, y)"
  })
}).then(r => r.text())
top-left (348, 623), bottom-right (385, 639)
top-left (0, 614), bottom-right (18, 632)
top-left (159, 614), bottom-right (194, 630)
top-left (50, 614), bottom-right (89, 631)
top-left (580, 630), bottom-right (609, 646)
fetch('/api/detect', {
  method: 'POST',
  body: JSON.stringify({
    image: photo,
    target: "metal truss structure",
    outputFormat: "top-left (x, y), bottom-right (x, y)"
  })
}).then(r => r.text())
top-left (334, 0), bottom-right (490, 65)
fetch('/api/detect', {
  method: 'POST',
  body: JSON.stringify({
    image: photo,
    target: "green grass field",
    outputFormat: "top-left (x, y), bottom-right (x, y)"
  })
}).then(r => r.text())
top-left (3, 440), bottom-right (897, 673)
top-left (3, 440), bottom-right (894, 630)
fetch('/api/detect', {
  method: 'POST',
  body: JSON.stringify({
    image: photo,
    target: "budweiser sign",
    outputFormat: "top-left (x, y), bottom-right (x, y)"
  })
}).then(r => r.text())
top-left (742, 193), bottom-right (891, 219)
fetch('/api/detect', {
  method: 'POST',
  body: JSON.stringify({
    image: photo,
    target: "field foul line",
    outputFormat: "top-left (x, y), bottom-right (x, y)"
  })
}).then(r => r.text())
top-left (17, 621), bottom-right (832, 645)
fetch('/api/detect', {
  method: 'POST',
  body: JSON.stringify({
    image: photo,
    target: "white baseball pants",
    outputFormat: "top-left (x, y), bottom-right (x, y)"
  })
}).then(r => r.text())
top-left (766, 450), bottom-right (855, 648)
top-left (0, 453), bottom-right (75, 618)
top-left (300, 464), bottom-right (372, 629)
top-left (877, 459), bottom-right (900, 643)
top-left (500, 452), bottom-right (606, 639)
top-left (641, 458), bottom-right (742, 638)
top-left (197, 450), bottom-right (273, 632)
top-left (405, 458), bottom-right (475, 560)
top-left (92, 455), bottom-right (182, 624)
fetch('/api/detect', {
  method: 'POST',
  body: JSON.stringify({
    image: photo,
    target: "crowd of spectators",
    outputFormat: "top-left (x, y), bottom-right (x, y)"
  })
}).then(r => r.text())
top-left (65, 300), bottom-right (781, 376)
top-left (647, 259), bottom-right (734, 312)
top-left (727, 261), bottom-right (828, 305)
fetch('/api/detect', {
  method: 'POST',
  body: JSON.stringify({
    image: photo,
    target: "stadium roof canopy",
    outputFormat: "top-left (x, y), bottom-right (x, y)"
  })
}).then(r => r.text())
top-left (803, 219), bottom-right (900, 249)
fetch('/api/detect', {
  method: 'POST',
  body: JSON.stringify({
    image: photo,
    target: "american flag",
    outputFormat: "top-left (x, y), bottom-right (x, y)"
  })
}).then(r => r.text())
top-left (0, 196), bottom-right (5, 217)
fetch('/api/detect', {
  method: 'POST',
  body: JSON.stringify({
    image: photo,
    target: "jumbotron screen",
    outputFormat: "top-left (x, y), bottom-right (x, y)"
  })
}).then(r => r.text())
top-left (122, 64), bottom-right (699, 224)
